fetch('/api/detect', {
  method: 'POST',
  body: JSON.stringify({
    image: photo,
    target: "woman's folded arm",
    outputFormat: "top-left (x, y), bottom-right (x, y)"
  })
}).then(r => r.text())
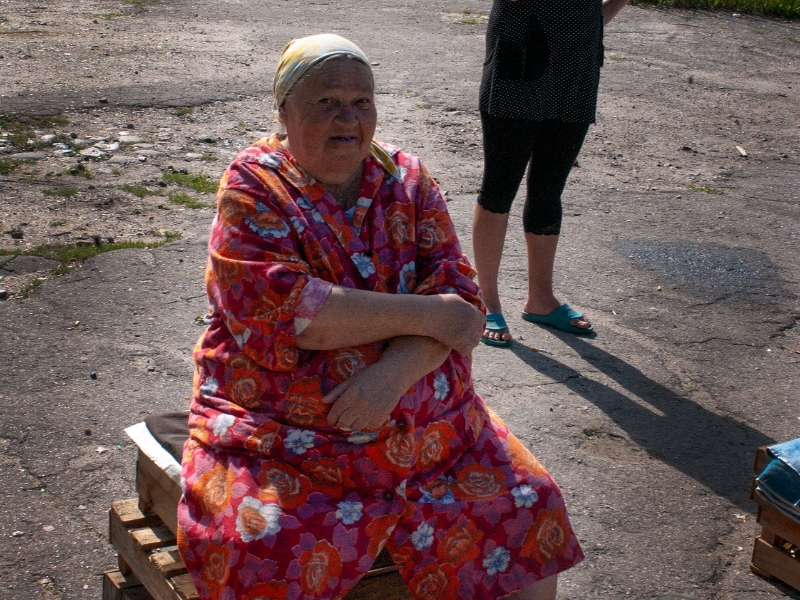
top-left (295, 286), bottom-right (483, 356)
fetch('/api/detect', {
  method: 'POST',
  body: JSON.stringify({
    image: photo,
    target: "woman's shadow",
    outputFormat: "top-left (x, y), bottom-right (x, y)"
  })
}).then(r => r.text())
top-left (510, 333), bottom-right (774, 511)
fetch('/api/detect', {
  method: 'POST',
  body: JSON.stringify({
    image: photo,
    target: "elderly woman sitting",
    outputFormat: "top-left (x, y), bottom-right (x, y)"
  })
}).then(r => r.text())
top-left (177, 34), bottom-right (583, 600)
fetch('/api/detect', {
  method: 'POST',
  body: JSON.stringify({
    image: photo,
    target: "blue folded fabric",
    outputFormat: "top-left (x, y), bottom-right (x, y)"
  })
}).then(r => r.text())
top-left (755, 438), bottom-right (800, 521)
top-left (769, 438), bottom-right (800, 472)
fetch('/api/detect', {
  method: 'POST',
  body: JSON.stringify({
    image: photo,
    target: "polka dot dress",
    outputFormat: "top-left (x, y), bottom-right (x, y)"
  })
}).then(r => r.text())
top-left (479, 0), bottom-right (604, 124)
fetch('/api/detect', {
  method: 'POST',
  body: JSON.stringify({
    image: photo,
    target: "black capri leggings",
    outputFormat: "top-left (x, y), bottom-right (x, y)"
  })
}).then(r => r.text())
top-left (477, 111), bottom-right (590, 235)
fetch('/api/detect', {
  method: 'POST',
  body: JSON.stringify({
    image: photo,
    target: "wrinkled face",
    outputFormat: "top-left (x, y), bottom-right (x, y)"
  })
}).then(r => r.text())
top-left (279, 57), bottom-right (377, 186)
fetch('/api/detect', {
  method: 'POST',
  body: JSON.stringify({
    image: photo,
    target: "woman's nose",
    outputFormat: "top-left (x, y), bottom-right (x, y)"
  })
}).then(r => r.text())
top-left (334, 105), bottom-right (359, 124)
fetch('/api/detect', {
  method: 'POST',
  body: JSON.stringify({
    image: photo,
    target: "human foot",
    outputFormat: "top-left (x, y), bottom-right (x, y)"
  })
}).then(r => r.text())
top-left (481, 313), bottom-right (513, 347)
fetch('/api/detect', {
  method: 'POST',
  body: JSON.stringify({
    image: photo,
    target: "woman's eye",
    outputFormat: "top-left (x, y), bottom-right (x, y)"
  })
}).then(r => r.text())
top-left (318, 97), bottom-right (332, 105)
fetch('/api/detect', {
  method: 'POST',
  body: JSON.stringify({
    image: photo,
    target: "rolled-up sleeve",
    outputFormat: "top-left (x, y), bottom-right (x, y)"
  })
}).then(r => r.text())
top-left (206, 160), bottom-right (332, 371)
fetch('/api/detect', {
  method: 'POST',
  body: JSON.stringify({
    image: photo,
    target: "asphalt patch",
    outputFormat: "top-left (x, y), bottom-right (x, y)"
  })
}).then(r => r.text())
top-left (613, 241), bottom-right (791, 302)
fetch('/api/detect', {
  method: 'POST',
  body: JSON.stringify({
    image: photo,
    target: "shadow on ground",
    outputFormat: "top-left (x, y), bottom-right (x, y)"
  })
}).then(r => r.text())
top-left (510, 336), bottom-right (775, 511)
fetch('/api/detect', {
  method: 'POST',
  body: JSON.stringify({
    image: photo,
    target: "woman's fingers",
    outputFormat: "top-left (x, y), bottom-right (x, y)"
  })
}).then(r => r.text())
top-left (325, 376), bottom-right (367, 427)
top-left (325, 380), bottom-right (357, 426)
top-left (325, 364), bottom-right (400, 430)
top-left (329, 397), bottom-right (388, 430)
top-left (330, 408), bottom-right (352, 429)
top-left (323, 380), bottom-right (351, 405)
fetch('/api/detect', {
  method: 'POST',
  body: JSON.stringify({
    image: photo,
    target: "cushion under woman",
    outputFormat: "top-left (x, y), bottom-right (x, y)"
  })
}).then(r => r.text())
top-left (178, 34), bottom-right (583, 600)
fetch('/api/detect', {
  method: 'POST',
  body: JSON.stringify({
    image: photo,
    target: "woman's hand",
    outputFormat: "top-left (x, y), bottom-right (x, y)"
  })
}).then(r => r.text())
top-left (324, 362), bottom-right (410, 431)
top-left (602, 0), bottom-right (630, 24)
top-left (324, 335), bottom-right (452, 431)
top-left (425, 294), bottom-right (485, 356)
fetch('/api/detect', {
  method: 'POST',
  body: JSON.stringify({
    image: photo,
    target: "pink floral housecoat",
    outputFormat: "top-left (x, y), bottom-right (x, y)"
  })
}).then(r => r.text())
top-left (177, 134), bottom-right (584, 600)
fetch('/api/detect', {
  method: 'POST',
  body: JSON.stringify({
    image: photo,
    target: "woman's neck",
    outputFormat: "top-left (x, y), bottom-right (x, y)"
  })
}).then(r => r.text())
top-left (278, 137), bottom-right (364, 210)
top-left (323, 164), bottom-right (363, 211)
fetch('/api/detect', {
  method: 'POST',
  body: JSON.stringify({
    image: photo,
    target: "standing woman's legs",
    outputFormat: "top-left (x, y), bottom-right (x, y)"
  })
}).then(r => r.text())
top-left (522, 119), bottom-right (591, 329)
top-left (472, 207), bottom-right (510, 318)
top-left (473, 112), bottom-right (538, 343)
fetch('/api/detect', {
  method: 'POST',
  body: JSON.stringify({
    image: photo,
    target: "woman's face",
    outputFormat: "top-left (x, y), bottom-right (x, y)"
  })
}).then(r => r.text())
top-left (279, 58), bottom-right (377, 186)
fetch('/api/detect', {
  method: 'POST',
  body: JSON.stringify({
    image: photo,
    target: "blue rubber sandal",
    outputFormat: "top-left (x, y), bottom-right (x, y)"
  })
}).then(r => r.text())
top-left (481, 312), bottom-right (512, 347)
top-left (521, 304), bottom-right (594, 335)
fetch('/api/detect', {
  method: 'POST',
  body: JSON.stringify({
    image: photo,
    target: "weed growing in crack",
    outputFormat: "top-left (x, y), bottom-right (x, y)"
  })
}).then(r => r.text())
top-left (162, 170), bottom-right (218, 193)
top-left (583, 428), bottom-right (600, 441)
top-left (0, 113), bottom-right (70, 151)
top-left (0, 159), bottom-right (20, 175)
top-left (42, 187), bottom-right (77, 198)
top-left (20, 277), bottom-right (47, 298)
top-left (689, 183), bottom-right (724, 194)
top-left (1, 233), bottom-right (184, 298)
top-left (120, 183), bottom-right (149, 198)
top-left (168, 191), bottom-right (212, 209)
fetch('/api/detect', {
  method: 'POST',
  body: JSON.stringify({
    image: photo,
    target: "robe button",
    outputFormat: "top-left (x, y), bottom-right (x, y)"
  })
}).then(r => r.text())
top-left (396, 418), bottom-right (407, 430)
top-left (383, 490), bottom-right (394, 501)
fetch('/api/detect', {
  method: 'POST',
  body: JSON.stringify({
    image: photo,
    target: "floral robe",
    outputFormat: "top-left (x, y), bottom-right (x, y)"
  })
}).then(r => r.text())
top-left (177, 135), bottom-right (584, 600)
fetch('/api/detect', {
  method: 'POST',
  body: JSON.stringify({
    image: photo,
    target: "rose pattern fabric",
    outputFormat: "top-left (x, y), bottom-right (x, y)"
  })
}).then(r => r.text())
top-left (178, 135), bottom-right (583, 599)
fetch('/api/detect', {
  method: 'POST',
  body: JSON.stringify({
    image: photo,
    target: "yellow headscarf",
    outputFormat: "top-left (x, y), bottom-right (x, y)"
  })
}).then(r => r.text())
top-left (272, 33), bottom-right (400, 180)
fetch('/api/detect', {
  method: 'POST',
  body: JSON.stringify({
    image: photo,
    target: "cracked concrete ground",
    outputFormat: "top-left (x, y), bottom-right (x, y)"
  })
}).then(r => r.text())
top-left (0, 0), bottom-right (798, 599)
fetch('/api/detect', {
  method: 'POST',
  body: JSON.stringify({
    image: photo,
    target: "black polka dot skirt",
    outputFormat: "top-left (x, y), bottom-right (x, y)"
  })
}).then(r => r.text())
top-left (479, 0), bottom-right (604, 124)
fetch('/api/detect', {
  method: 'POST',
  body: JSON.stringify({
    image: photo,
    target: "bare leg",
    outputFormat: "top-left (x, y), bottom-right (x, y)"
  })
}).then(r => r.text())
top-left (507, 574), bottom-right (558, 600)
top-left (472, 203), bottom-right (512, 343)
top-left (523, 233), bottom-right (591, 330)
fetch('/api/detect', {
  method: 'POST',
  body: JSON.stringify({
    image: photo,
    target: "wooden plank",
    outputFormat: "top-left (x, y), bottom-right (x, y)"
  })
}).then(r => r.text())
top-left (137, 450), bottom-right (182, 535)
top-left (753, 446), bottom-right (772, 475)
top-left (344, 571), bottom-right (412, 600)
top-left (751, 536), bottom-right (800, 592)
top-left (112, 499), bottom-right (162, 530)
top-left (759, 524), bottom-right (781, 547)
top-left (103, 569), bottom-right (136, 600)
top-left (171, 574), bottom-right (200, 600)
top-left (109, 501), bottom-right (183, 600)
top-left (749, 562), bottom-right (774, 580)
top-left (103, 570), bottom-right (153, 600)
top-left (119, 555), bottom-right (132, 575)
top-left (150, 547), bottom-right (189, 579)
top-left (131, 524), bottom-right (176, 552)
top-left (757, 499), bottom-right (800, 548)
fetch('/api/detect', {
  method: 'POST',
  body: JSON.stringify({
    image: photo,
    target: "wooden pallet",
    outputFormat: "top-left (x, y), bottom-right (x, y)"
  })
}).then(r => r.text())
top-left (106, 499), bottom-right (198, 600)
top-left (107, 447), bottom-right (412, 599)
top-left (749, 445), bottom-right (800, 592)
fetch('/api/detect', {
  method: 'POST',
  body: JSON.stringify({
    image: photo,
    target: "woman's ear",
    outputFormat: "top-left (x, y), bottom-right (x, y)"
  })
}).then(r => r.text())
top-left (277, 101), bottom-right (287, 125)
